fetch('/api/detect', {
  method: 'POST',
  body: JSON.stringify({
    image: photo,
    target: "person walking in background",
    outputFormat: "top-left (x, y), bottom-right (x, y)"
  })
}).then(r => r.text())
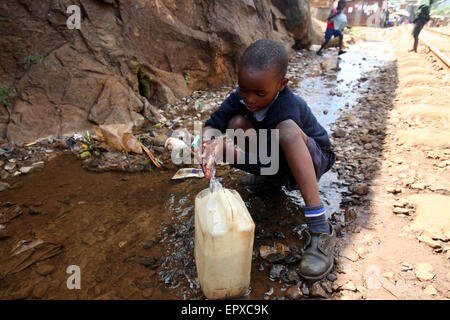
top-left (316, 0), bottom-right (348, 56)
top-left (410, 0), bottom-right (434, 53)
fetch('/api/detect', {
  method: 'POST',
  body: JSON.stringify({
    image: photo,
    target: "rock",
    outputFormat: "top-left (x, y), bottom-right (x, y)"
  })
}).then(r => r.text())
top-left (286, 286), bottom-right (303, 299)
top-left (410, 182), bottom-right (426, 190)
top-left (353, 183), bottom-right (369, 196)
top-left (10, 285), bottom-right (33, 300)
top-left (260, 243), bottom-right (290, 263)
top-left (321, 281), bottom-right (333, 294)
top-left (364, 143), bottom-right (373, 150)
top-left (273, 0), bottom-right (312, 48)
top-left (0, 181), bottom-right (9, 192)
top-left (33, 283), bottom-right (49, 298)
top-left (360, 135), bottom-right (374, 143)
top-left (3, 0), bottom-right (305, 144)
top-left (327, 273), bottom-right (337, 282)
top-left (81, 233), bottom-right (97, 246)
top-left (333, 128), bottom-right (346, 138)
top-left (266, 253), bottom-right (285, 264)
top-left (1, 171), bottom-right (9, 180)
top-left (423, 285), bottom-right (437, 296)
top-left (340, 248), bottom-right (359, 262)
top-left (32, 161), bottom-right (45, 170)
top-left (142, 288), bottom-right (154, 299)
top-left (269, 264), bottom-right (287, 280)
top-left (140, 257), bottom-right (159, 269)
top-left (418, 234), bottom-right (441, 249)
top-left (95, 290), bottom-right (118, 300)
top-left (4, 163), bottom-right (16, 172)
top-left (36, 265), bottom-right (55, 276)
top-left (19, 166), bottom-right (33, 174)
top-left (393, 207), bottom-right (410, 215)
top-left (386, 186), bottom-right (402, 194)
top-left (29, 206), bottom-right (42, 215)
top-left (409, 194), bottom-right (450, 242)
top-left (310, 282), bottom-right (328, 298)
top-left (414, 263), bottom-right (435, 281)
top-left (259, 246), bottom-right (278, 259)
top-left (393, 199), bottom-right (409, 208)
top-left (152, 134), bottom-right (169, 147)
top-left (285, 269), bottom-right (300, 284)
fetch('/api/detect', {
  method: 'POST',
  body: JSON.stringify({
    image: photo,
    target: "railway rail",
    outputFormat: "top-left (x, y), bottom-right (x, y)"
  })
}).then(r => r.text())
top-left (420, 29), bottom-right (450, 68)
top-left (423, 27), bottom-right (450, 37)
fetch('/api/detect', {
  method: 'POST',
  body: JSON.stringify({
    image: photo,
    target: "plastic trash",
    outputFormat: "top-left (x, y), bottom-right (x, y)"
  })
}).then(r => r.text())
top-left (171, 168), bottom-right (204, 180)
top-left (94, 124), bottom-right (142, 154)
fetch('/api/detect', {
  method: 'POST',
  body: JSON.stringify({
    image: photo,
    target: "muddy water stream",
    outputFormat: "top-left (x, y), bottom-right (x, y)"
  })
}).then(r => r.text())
top-left (0, 41), bottom-right (392, 300)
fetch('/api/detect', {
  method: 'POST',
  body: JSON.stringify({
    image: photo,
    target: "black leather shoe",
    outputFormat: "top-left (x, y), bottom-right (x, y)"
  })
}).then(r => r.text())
top-left (297, 222), bottom-right (336, 280)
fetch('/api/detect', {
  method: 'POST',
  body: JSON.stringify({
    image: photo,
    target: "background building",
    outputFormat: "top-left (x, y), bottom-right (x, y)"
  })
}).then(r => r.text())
top-left (310, 0), bottom-right (389, 26)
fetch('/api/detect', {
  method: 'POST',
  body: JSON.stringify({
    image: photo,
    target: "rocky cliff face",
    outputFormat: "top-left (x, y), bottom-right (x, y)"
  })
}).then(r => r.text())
top-left (0, 0), bottom-right (311, 144)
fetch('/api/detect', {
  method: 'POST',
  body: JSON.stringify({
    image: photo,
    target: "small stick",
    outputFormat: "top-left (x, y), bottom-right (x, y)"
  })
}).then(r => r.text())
top-left (139, 142), bottom-right (162, 168)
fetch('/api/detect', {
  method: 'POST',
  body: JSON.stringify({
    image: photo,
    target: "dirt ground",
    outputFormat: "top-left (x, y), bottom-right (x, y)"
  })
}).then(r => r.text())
top-left (329, 26), bottom-right (450, 300)
top-left (0, 25), bottom-right (449, 300)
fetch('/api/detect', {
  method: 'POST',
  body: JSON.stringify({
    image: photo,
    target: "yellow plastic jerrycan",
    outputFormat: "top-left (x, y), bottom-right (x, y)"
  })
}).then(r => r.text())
top-left (194, 187), bottom-right (255, 299)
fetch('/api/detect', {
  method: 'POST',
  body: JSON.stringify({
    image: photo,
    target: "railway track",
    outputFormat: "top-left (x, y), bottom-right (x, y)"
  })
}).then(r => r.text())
top-left (423, 27), bottom-right (450, 37)
top-left (420, 29), bottom-right (450, 68)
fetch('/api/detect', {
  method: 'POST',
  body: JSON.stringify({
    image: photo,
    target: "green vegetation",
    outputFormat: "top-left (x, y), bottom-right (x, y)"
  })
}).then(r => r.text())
top-left (184, 70), bottom-right (191, 85)
top-left (80, 131), bottom-right (101, 158)
top-left (18, 53), bottom-right (46, 71)
top-left (136, 63), bottom-right (153, 100)
top-left (0, 86), bottom-right (10, 107)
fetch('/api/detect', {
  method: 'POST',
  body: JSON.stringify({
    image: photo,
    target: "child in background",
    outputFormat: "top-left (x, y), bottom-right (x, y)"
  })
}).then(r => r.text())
top-left (316, 0), bottom-right (347, 56)
top-left (410, 0), bottom-right (434, 53)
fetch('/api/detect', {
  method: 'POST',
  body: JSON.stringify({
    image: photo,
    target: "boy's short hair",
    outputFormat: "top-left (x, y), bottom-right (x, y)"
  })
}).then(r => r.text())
top-left (240, 39), bottom-right (289, 81)
top-left (337, 0), bottom-right (346, 10)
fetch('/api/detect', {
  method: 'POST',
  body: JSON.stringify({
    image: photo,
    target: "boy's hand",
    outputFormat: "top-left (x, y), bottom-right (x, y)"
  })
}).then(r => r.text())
top-left (201, 139), bottom-right (219, 179)
top-left (201, 137), bottom-right (237, 179)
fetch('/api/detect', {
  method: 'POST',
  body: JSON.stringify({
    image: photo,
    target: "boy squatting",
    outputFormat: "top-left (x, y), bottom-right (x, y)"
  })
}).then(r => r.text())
top-left (201, 39), bottom-right (337, 280)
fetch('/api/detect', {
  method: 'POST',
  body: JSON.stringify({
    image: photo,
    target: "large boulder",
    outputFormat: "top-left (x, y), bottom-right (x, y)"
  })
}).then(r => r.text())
top-left (1, 0), bottom-right (310, 144)
top-left (272, 0), bottom-right (312, 49)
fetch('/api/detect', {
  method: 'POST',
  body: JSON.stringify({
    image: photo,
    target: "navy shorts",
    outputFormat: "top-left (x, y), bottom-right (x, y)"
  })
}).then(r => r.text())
top-left (278, 137), bottom-right (335, 191)
top-left (325, 28), bottom-right (342, 42)
top-left (230, 136), bottom-right (335, 191)
top-left (412, 20), bottom-right (426, 38)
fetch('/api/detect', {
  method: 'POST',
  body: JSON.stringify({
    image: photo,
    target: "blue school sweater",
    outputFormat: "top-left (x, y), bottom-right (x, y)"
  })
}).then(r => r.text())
top-left (205, 85), bottom-right (333, 154)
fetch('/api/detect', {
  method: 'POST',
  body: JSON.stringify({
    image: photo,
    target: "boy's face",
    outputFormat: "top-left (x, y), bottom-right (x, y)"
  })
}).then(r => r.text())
top-left (238, 66), bottom-right (288, 113)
